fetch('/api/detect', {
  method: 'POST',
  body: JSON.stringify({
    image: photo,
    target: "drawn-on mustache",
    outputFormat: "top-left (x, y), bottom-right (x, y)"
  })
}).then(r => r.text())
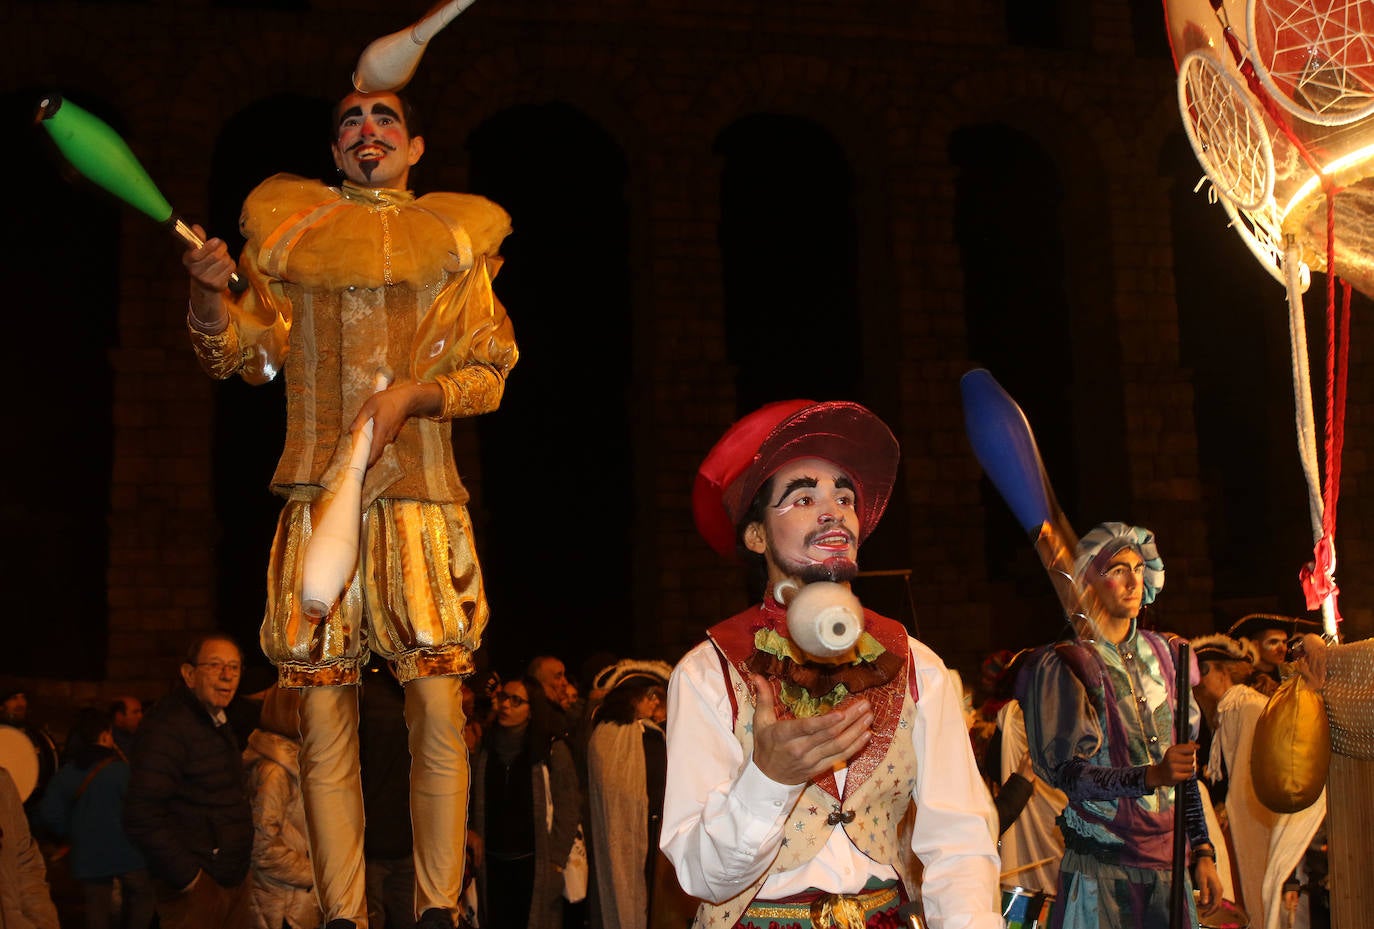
top-left (346, 138), bottom-right (398, 153)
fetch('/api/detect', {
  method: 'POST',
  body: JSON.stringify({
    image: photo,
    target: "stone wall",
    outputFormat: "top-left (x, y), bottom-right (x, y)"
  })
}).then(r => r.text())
top-left (5, 0), bottom-right (1369, 720)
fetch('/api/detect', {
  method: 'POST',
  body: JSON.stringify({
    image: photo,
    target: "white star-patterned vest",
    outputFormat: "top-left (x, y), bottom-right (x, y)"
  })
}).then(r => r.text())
top-left (693, 608), bottom-right (919, 929)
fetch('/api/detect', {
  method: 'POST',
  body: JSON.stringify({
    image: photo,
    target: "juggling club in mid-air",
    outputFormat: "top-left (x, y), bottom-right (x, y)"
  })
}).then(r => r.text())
top-left (36, 94), bottom-right (247, 294)
top-left (352, 0), bottom-right (480, 93)
top-left (960, 368), bottom-right (1100, 637)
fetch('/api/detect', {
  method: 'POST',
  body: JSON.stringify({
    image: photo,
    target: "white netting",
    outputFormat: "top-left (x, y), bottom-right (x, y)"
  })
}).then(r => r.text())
top-left (1178, 49), bottom-right (1277, 210)
top-left (1248, 0), bottom-right (1374, 126)
top-left (1166, 0), bottom-right (1374, 299)
top-left (1218, 193), bottom-right (1302, 287)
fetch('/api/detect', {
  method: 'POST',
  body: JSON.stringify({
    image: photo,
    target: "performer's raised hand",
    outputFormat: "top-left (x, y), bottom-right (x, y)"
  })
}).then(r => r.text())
top-left (1145, 741), bottom-right (1198, 788)
top-left (182, 223), bottom-right (233, 332)
top-left (748, 673), bottom-right (872, 786)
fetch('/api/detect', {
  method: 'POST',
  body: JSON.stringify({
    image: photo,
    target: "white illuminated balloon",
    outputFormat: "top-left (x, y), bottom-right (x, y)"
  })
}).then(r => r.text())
top-left (1164, 0), bottom-right (1374, 636)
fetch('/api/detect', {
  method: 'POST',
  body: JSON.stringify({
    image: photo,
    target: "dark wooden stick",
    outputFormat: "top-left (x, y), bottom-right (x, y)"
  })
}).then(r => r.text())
top-left (1170, 641), bottom-right (1191, 929)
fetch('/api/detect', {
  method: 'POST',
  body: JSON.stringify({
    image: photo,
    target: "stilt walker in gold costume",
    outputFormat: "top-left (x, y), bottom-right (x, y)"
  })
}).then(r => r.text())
top-left (180, 85), bottom-right (516, 929)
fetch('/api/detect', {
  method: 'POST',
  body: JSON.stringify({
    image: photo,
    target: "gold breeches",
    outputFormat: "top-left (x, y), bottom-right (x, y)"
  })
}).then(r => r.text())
top-left (264, 495), bottom-right (482, 924)
top-left (261, 496), bottom-right (488, 686)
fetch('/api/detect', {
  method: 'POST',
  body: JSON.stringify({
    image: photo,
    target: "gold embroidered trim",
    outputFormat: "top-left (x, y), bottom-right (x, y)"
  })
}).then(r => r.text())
top-left (742, 885), bottom-right (898, 922)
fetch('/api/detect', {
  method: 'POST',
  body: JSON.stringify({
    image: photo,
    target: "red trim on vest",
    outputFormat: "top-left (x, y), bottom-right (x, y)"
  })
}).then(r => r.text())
top-left (707, 598), bottom-right (913, 800)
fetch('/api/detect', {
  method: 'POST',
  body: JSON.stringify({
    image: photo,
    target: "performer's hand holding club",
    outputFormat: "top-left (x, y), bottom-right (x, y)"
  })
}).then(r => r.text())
top-left (182, 224), bottom-right (236, 332)
top-left (37, 94), bottom-right (247, 295)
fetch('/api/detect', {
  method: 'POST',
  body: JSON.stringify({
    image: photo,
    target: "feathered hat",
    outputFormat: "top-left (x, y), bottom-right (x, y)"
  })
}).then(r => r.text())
top-left (1189, 633), bottom-right (1253, 665)
top-left (592, 659), bottom-right (674, 695)
top-left (1226, 613), bottom-right (1322, 643)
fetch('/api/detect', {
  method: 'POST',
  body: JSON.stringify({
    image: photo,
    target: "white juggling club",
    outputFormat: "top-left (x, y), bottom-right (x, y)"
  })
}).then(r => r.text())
top-left (299, 372), bottom-right (391, 619)
top-left (352, 0), bottom-right (480, 93)
top-left (774, 579), bottom-right (864, 659)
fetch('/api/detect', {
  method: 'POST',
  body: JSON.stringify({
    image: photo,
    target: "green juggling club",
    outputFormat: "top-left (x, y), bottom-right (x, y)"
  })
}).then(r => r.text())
top-left (37, 94), bottom-right (246, 293)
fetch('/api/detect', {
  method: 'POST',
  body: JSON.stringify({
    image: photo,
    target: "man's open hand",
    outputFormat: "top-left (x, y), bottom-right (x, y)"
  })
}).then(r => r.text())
top-left (748, 673), bottom-right (873, 786)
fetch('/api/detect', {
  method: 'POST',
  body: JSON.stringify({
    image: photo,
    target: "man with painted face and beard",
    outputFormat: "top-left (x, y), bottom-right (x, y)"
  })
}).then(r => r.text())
top-left (661, 401), bottom-right (1001, 929)
top-left (180, 90), bottom-right (517, 929)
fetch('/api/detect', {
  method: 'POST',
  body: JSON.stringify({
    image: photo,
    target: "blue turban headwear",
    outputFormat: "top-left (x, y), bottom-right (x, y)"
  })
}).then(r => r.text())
top-left (1073, 522), bottom-right (1165, 606)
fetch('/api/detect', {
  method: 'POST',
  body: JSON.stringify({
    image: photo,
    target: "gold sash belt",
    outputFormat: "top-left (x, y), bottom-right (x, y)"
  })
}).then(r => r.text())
top-left (742, 883), bottom-right (900, 929)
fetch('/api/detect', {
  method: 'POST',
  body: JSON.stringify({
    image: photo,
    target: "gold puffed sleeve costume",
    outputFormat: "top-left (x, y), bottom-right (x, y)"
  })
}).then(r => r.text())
top-left (187, 174), bottom-right (517, 927)
top-left (190, 174), bottom-right (517, 509)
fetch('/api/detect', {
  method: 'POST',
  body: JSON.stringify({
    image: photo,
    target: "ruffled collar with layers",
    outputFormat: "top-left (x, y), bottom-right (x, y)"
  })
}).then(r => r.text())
top-left (714, 595), bottom-right (905, 718)
top-left (241, 174), bottom-right (510, 292)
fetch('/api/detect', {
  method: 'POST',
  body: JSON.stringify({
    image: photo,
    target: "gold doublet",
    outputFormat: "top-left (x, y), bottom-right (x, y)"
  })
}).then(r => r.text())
top-left (186, 174), bottom-right (517, 684)
top-left (189, 175), bottom-right (518, 508)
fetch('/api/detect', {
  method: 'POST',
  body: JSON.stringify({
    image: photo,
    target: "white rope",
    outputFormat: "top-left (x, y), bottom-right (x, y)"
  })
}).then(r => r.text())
top-left (1283, 237), bottom-right (1324, 538)
top-left (1283, 238), bottom-right (1339, 635)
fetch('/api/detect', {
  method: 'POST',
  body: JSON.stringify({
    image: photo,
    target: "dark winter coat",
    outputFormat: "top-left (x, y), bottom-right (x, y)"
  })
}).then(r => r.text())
top-left (124, 686), bottom-right (253, 890)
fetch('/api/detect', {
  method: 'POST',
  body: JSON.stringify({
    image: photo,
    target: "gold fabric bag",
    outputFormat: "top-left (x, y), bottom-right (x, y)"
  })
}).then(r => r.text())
top-left (1251, 675), bottom-right (1331, 812)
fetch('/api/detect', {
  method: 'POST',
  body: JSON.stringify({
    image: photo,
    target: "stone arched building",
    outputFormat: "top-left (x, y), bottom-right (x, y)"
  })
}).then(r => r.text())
top-left (4, 0), bottom-right (1369, 713)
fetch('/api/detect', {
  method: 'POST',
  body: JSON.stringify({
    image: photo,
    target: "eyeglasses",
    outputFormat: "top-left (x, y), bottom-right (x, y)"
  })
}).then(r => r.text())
top-left (495, 693), bottom-right (528, 706)
top-left (196, 661), bottom-right (242, 676)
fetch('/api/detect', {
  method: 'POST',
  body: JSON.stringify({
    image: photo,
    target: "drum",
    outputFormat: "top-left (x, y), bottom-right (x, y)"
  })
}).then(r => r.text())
top-left (1001, 886), bottom-right (1053, 928)
top-left (0, 723), bottom-right (58, 801)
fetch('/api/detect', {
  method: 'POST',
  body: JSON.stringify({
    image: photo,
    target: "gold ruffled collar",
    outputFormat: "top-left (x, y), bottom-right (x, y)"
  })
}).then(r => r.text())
top-left (339, 181), bottom-right (416, 210)
top-left (249, 177), bottom-right (459, 291)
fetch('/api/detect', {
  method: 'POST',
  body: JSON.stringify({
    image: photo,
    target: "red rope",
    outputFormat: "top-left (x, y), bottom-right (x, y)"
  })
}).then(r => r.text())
top-left (1312, 195), bottom-right (1347, 624)
top-left (1220, 27), bottom-right (1328, 180)
top-left (1211, 20), bottom-right (1349, 621)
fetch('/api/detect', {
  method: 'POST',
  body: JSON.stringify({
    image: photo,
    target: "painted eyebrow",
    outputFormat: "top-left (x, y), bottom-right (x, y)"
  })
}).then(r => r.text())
top-left (338, 104), bottom-right (402, 127)
top-left (771, 474), bottom-right (854, 507)
top-left (773, 477), bottom-right (818, 507)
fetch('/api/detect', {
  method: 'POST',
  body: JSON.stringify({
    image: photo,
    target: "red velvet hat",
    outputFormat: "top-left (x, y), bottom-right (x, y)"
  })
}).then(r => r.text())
top-left (693, 400), bottom-right (899, 558)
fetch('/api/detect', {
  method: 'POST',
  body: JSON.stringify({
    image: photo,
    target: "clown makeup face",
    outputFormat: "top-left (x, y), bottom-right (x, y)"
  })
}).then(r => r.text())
top-left (331, 92), bottom-right (424, 189)
top-left (744, 457), bottom-right (861, 587)
top-left (1086, 546), bottom-right (1146, 624)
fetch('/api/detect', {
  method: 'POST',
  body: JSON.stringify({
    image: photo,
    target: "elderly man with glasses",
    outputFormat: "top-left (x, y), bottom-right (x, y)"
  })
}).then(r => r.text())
top-left (125, 634), bottom-right (254, 929)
